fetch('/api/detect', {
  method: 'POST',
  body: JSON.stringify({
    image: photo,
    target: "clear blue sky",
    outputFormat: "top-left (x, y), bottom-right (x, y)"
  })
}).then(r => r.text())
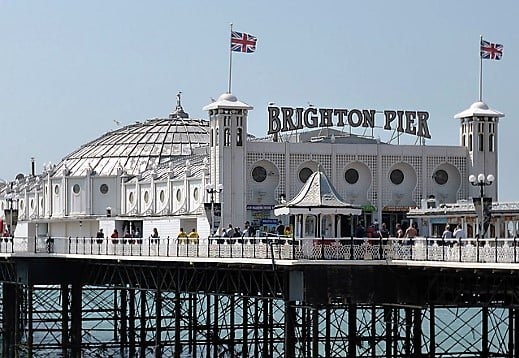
top-left (1, 1), bottom-right (518, 200)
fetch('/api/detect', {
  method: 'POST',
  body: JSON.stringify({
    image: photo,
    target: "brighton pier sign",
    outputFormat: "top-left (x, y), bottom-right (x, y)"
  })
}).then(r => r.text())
top-left (267, 106), bottom-right (431, 139)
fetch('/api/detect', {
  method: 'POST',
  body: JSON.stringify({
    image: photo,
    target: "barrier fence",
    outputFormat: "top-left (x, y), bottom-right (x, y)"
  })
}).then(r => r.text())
top-left (2, 235), bottom-right (519, 264)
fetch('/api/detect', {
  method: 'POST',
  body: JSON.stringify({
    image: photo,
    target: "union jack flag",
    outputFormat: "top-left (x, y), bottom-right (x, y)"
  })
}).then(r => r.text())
top-left (231, 31), bottom-right (257, 53)
top-left (480, 39), bottom-right (503, 60)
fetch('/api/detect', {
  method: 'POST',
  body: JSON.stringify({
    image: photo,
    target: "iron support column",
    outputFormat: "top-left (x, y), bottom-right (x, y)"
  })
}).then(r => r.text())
top-left (242, 297), bottom-right (249, 358)
top-left (348, 304), bottom-right (357, 358)
top-left (413, 308), bottom-right (422, 357)
top-left (154, 286), bottom-right (162, 358)
top-left (61, 284), bottom-right (70, 356)
top-left (405, 307), bottom-right (412, 355)
top-left (312, 307), bottom-right (319, 358)
top-left (482, 306), bottom-right (489, 357)
top-left (129, 288), bottom-right (136, 357)
top-left (139, 290), bottom-right (147, 357)
top-left (174, 291), bottom-right (181, 358)
top-left (429, 305), bottom-right (435, 357)
top-left (120, 288), bottom-right (127, 356)
top-left (384, 306), bottom-right (392, 358)
top-left (70, 283), bottom-right (82, 358)
top-left (285, 300), bottom-right (296, 358)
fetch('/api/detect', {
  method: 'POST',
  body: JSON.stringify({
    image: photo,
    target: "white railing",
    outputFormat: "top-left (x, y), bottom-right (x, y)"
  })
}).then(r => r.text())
top-left (3, 235), bottom-right (519, 264)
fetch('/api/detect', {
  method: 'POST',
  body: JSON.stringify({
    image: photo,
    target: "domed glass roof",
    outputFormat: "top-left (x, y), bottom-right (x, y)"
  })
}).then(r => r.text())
top-left (53, 102), bottom-right (209, 177)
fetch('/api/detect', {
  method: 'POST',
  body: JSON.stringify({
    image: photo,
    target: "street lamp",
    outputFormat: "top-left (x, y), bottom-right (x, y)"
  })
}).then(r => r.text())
top-left (205, 183), bottom-right (223, 237)
top-left (469, 173), bottom-right (494, 238)
top-left (3, 183), bottom-right (19, 239)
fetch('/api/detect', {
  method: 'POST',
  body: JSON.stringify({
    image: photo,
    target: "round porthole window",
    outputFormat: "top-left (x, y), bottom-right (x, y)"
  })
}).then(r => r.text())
top-left (433, 169), bottom-right (448, 185)
top-left (390, 169), bottom-right (404, 185)
top-left (299, 167), bottom-right (313, 183)
top-left (129, 192), bottom-right (134, 204)
top-left (73, 184), bottom-right (80, 194)
top-left (344, 168), bottom-right (359, 184)
top-left (54, 185), bottom-right (60, 195)
top-left (30, 199), bottom-right (34, 210)
top-left (252, 166), bottom-right (267, 182)
top-left (144, 191), bottom-right (149, 203)
top-left (100, 184), bottom-right (109, 194)
top-left (176, 189), bottom-right (182, 202)
top-left (193, 187), bottom-right (199, 201)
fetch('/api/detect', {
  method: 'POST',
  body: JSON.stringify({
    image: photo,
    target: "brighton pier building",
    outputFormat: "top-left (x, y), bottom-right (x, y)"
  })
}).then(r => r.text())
top-left (0, 92), bottom-right (505, 241)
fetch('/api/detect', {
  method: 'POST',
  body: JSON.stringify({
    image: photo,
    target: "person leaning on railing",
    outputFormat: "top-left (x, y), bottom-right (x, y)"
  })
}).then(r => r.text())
top-left (150, 228), bottom-right (159, 244)
top-left (177, 228), bottom-right (188, 244)
top-left (188, 228), bottom-right (199, 244)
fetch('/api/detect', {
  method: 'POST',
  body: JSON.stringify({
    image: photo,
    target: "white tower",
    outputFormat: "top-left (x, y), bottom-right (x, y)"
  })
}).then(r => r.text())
top-left (203, 93), bottom-right (253, 231)
top-left (455, 101), bottom-right (504, 200)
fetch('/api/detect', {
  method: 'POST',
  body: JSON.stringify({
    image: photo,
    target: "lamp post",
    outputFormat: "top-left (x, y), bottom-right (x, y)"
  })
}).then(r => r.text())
top-left (3, 182), bottom-right (19, 239)
top-left (205, 183), bottom-right (223, 237)
top-left (469, 173), bottom-right (494, 239)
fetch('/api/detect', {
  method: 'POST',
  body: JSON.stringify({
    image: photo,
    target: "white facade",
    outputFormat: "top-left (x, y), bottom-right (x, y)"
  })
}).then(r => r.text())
top-left (0, 93), bottom-right (505, 240)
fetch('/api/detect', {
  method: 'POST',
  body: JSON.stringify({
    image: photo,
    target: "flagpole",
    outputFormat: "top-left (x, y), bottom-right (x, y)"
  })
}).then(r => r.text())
top-left (228, 23), bottom-right (233, 94)
top-left (479, 35), bottom-right (483, 102)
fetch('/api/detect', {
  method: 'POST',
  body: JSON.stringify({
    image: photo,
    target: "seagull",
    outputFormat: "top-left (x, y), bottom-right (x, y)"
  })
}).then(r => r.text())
top-left (268, 102), bottom-right (276, 106)
top-left (113, 120), bottom-right (121, 126)
top-left (307, 102), bottom-right (314, 107)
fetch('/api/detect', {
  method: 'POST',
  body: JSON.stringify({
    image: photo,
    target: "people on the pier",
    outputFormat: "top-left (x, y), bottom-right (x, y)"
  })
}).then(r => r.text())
top-left (111, 229), bottom-right (119, 243)
top-left (242, 221), bottom-right (256, 243)
top-left (355, 222), bottom-right (366, 238)
top-left (96, 228), bottom-right (104, 244)
top-left (177, 227), bottom-right (188, 244)
top-left (442, 224), bottom-right (453, 240)
top-left (284, 225), bottom-right (292, 238)
top-left (276, 221), bottom-right (285, 236)
top-left (124, 229), bottom-right (133, 244)
top-left (242, 221), bottom-right (254, 236)
top-left (151, 228), bottom-right (159, 243)
top-left (453, 224), bottom-right (465, 240)
top-left (379, 223), bottom-right (389, 240)
top-left (405, 223), bottom-right (417, 244)
top-left (223, 224), bottom-right (234, 243)
top-left (395, 223), bottom-right (404, 243)
top-left (188, 228), bottom-right (199, 244)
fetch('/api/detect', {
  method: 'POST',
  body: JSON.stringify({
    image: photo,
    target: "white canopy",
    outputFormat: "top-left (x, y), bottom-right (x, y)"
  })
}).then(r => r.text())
top-left (274, 170), bottom-right (362, 216)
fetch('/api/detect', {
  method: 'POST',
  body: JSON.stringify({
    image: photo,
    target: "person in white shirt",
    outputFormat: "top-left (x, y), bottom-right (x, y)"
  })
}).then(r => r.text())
top-left (453, 225), bottom-right (465, 239)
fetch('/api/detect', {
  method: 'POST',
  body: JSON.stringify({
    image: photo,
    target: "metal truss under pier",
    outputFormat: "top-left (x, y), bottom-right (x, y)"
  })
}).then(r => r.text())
top-left (1, 258), bottom-right (519, 357)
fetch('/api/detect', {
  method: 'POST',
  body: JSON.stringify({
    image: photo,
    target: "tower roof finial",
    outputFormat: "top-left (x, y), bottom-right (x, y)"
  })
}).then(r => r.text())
top-left (169, 91), bottom-right (189, 119)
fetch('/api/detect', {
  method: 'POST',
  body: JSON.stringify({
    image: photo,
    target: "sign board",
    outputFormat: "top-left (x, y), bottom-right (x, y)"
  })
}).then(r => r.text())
top-left (268, 106), bottom-right (431, 139)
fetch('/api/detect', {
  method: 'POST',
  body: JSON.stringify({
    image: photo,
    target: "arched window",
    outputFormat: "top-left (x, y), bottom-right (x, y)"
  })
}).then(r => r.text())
top-left (468, 134), bottom-right (473, 152)
top-left (210, 128), bottom-right (214, 147)
top-left (224, 128), bottom-right (231, 146)
top-left (489, 134), bottom-right (494, 152)
top-left (236, 128), bottom-right (243, 146)
top-left (479, 133), bottom-right (484, 151)
top-left (462, 134), bottom-right (466, 147)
